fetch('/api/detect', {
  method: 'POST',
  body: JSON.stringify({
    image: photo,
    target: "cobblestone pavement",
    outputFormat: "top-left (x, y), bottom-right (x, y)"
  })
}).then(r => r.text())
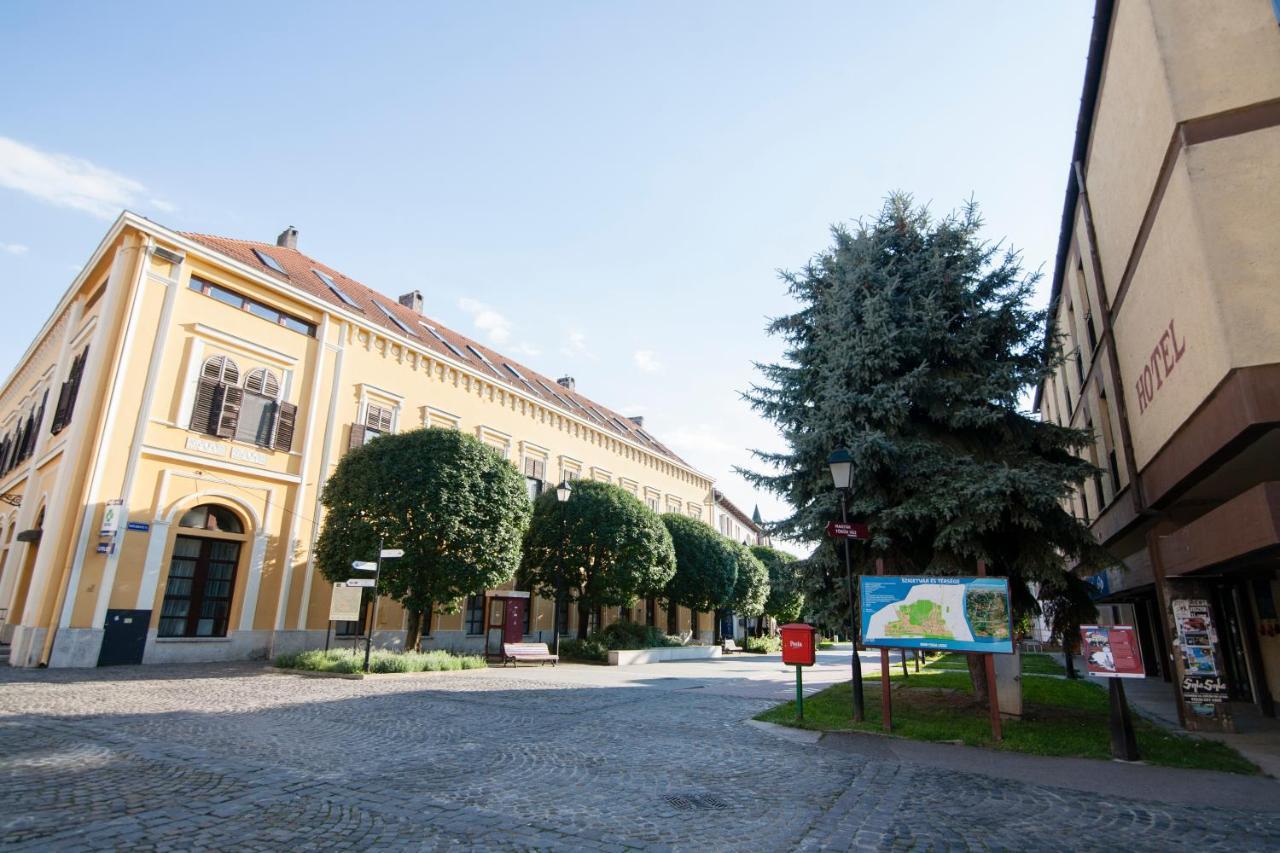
top-left (2, 662), bottom-right (1279, 851)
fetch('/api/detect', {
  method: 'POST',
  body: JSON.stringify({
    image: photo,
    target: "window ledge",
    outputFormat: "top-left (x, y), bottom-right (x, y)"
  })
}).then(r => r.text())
top-left (155, 637), bottom-right (233, 643)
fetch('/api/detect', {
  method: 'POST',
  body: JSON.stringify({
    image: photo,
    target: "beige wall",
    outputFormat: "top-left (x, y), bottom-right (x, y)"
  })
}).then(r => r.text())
top-left (2, 214), bottom-right (716, 665)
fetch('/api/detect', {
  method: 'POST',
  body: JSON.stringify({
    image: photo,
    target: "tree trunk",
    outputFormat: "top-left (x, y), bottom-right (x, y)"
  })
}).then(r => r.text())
top-left (576, 600), bottom-right (590, 640)
top-left (667, 600), bottom-right (678, 635)
top-left (404, 609), bottom-right (422, 652)
top-left (967, 653), bottom-right (990, 708)
top-left (713, 609), bottom-right (723, 644)
top-left (1063, 628), bottom-right (1077, 679)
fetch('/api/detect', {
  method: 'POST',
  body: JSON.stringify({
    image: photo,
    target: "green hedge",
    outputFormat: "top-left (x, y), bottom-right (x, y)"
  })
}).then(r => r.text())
top-left (744, 635), bottom-right (781, 654)
top-left (275, 648), bottom-right (487, 674)
top-left (559, 622), bottom-right (681, 662)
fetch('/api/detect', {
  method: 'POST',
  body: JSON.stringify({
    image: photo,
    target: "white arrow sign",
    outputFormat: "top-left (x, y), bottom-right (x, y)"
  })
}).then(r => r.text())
top-left (345, 578), bottom-right (376, 587)
top-left (380, 548), bottom-right (404, 559)
top-left (351, 561), bottom-right (378, 572)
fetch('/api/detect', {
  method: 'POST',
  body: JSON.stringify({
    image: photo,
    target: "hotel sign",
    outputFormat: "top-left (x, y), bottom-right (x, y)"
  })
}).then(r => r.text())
top-left (1134, 319), bottom-right (1188, 415)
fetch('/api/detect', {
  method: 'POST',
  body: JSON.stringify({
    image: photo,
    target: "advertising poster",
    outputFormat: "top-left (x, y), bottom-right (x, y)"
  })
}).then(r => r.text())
top-left (1080, 625), bottom-right (1145, 678)
top-left (859, 576), bottom-right (1013, 654)
top-left (1172, 598), bottom-right (1218, 676)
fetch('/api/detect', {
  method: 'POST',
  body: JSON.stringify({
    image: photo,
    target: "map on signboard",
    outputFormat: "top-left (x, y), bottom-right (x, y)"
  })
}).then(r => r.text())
top-left (860, 576), bottom-right (1013, 654)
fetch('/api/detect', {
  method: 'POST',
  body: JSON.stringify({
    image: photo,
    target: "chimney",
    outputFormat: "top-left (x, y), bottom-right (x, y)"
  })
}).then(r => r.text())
top-left (628, 415), bottom-right (644, 428)
top-left (557, 376), bottom-right (576, 391)
top-left (276, 226), bottom-right (298, 250)
top-left (398, 290), bottom-right (423, 313)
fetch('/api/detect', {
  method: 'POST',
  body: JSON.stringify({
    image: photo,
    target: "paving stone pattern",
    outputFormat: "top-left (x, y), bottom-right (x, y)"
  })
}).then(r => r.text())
top-left (1, 663), bottom-right (1277, 851)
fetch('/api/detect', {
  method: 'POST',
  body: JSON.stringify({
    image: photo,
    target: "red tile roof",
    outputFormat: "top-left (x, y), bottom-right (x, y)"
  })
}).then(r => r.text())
top-left (180, 232), bottom-right (690, 468)
top-left (713, 489), bottom-right (762, 534)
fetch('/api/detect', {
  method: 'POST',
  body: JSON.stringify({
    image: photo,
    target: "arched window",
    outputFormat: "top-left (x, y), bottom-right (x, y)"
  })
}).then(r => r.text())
top-left (243, 368), bottom-right (280, 398)
top-left (161, 503), bottom-right (247, 638)
top-left (201, 355), bottom-right (239, 385)
top-left (178, 503), bottom-right (244, 534)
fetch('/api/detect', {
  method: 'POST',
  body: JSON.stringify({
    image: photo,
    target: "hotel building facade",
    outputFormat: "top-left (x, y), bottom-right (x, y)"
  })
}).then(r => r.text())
top-left (0, 214), bottom-right (716, 668)
top-left (1036, 0), bottom-right (1280, 730)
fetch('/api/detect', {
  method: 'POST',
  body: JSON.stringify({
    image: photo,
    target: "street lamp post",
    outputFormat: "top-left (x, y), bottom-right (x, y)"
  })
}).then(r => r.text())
top-left (550, 479), bottom-right (573, 656)
top-left (828, 448), bottom-right (865, 723)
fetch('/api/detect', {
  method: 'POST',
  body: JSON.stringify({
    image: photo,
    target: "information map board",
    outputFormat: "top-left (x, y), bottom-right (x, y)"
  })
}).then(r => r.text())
top-left (1080, 625), bottom-right (1145, 678)
top-left (859, 576), bottom-right (1013, 654)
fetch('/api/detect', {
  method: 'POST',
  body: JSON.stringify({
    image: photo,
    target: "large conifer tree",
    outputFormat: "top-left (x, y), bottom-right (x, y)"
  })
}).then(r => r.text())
top-left (742, 195), bottom-right (1111, 691)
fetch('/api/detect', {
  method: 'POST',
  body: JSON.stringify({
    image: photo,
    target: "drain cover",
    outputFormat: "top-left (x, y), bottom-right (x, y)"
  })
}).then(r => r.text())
top-left (664, 793), bottom-right (729, 811)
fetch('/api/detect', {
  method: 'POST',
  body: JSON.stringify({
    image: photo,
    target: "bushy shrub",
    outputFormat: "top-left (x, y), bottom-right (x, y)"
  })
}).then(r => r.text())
top-left (744, 635), bottom-right (781, 654)
top-left (274, 648), bottom-right (486, 674)
top-left (557, 622), bottom-right (681, 662)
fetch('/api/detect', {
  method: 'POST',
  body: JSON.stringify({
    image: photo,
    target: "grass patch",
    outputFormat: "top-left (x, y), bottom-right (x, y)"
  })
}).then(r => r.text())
top-left (929, 652), bottom-right (1065, 676)
top-left (275, 648), bottom-right (487, 674)
top-left (754, 661), bottom-right (1257, 775)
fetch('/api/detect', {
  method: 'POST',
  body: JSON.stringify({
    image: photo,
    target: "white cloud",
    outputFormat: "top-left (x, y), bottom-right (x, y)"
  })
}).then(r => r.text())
top-left (457, 297), bottom-right (512, 344)
top-left (560, 330), bottom-right (593, 359)
top-left (0, 136), bottom-right (172, 220)
top-left (0, 242), bottom-right (28, 256)
top-left (633, 349), bottom-right (663, 373)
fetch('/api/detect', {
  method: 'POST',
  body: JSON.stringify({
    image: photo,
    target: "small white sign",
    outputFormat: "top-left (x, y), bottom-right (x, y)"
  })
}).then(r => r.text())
top-left (230, 446), bottom-right (269, 466)
top-left (380, 548), bottom-right (405, 558)
top-left (100, 500), bottom-right (125, 538)
top-left (185, 436), bottom-right (227, 457)
top-left (346, 578), bottom-right (376, 588)
top-left (351, 561), bottom-right (378, 572)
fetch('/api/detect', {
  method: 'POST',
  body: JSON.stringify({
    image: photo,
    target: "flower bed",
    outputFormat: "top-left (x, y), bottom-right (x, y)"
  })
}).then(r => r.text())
top-left (275, 648), bottom-right (486, 674)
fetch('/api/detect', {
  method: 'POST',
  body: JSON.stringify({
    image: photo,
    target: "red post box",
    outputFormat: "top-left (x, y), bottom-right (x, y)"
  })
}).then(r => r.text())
top-left (780, 623), bottom-right (817, 667)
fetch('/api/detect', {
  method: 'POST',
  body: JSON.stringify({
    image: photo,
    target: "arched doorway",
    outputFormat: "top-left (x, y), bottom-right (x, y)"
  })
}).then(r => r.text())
top-left (158, 503), bottom-right (248, 638)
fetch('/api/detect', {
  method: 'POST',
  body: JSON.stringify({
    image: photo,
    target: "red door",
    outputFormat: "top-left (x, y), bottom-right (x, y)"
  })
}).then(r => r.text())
top-left (505, 598), bottom-right (525, 644)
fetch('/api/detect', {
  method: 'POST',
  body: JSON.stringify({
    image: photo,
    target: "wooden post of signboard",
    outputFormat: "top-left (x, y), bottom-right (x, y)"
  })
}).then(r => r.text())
top-left (976, 559), bottom-right (1003, 742)
top-left (875, 557), bottom-right (892, 732)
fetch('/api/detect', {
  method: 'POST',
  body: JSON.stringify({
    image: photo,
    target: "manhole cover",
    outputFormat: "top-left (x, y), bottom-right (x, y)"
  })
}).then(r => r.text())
top-left (664, 793), bottom-right (729, 811)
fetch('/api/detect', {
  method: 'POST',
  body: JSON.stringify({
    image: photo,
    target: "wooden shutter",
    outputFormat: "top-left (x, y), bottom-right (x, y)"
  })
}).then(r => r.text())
top-left (365, 404), bottom-right (392, 432)
top-left (19, 411), bottom-right (36, 461)
top-left (62, 346), bottom-right (88, 426)
top-left (273, 402), bottom-right (297, 452)
top-left (523, 458), bottom-right (544, 480)
top-left (215, 385), bottom-right (243, 438)
top-left (245, 368), bottom-right (279, 397)
top-left (189, 377), bottom-right (221, 434)
top-left (347, 424), bottom-right (368, 452)
top-left (50, 381), bottom-right (71, 435)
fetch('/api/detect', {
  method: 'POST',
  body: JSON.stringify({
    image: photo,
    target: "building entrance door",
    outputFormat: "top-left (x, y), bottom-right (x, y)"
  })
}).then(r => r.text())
top-left (1213, 583), bottom-right (1255, 703)
top-left (484, 594), bottom-right (528, 658)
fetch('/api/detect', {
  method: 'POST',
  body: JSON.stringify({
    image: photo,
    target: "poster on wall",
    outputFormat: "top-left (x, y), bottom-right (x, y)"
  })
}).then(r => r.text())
top-left (1080, 625), bottom-right (1145, 678)
top-left (859, 576), bottom-right (1013, 654)
top-left (1172, 598), bottom-right (1218, 676)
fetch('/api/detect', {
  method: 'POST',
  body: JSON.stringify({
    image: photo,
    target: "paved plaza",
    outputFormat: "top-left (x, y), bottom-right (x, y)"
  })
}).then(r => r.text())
top-left (2, 653), bottom-right (1280, 851)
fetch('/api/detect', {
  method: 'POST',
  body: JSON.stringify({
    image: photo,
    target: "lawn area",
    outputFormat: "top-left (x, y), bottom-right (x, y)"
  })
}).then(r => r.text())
top-left (928, 652), bottom-right (1066, 676)
top-left (755, 662), bottom-right (1258, 775)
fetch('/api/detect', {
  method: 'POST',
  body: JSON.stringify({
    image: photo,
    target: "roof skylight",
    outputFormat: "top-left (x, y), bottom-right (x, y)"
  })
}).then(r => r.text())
top-left (466, 345), bottom-right (500, 374)
top-left (421, 324), bottom-right (468, 361)
top-left (252, 249), bottom-right (287, 275)
top-left (375, 302), bottom-right (415, 337)
top-left (312, 269), bottom-right (360, 309)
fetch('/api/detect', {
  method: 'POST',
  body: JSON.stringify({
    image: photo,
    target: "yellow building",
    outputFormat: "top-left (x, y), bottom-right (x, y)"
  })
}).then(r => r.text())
top-left (1036, 0), bottom-right (1280, 730)
top-left (0, 215), bottom-right (716, 668)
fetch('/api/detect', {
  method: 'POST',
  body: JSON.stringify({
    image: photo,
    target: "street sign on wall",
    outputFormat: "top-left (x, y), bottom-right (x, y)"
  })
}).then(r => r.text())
top-left (860, 576), bottom-right (1014, 654)
top-left (1080, 625), bottom-right (1145, 678)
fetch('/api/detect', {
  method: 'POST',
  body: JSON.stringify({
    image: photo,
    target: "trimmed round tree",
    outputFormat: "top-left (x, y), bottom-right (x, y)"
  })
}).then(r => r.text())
top-left (752, 545), bottom-right (804, 626)
top-left (661, 514), bottom-right (737, 638)
top-left (520, 479), bottom-right (675, 640)
top-left (315, 428), bottom-right (530, 650)
top-left (724, 541), bottom-right (769, 640)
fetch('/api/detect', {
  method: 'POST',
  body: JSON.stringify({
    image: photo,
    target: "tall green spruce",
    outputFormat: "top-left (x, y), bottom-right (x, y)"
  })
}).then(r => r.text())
top-left (742, 195), bottom-right (1112, 699)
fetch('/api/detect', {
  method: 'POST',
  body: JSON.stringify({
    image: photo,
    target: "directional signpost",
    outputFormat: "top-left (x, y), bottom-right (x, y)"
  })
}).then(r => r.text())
top-left (355, 537), bottom-right (403, 673)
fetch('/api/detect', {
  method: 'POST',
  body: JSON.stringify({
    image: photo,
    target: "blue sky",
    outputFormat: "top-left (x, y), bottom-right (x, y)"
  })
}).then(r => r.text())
top-left (0, 2), bottom-right (1093, 547)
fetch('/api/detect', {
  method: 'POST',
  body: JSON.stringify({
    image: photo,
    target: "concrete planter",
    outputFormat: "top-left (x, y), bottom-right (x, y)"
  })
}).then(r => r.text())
top-left (607, 646), bottom-right (723, 666)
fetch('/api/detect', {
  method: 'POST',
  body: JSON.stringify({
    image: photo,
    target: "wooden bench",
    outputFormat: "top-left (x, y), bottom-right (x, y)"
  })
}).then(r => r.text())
top-left (722, 638), bottom-right (742, 654)
top-left (503, 642), bottom-right (558, 666)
